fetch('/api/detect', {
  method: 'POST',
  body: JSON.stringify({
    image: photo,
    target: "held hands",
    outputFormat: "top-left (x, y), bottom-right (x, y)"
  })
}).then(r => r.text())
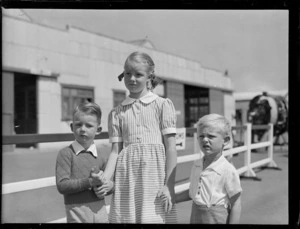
top-left (157, 185), bottom-right (173, 213)
top-left (89, 167), bottom-right (106, 187)
top-left (93, 180), bottom-right (115, 199)
top-left (90, 167), bottom-right (114, 199)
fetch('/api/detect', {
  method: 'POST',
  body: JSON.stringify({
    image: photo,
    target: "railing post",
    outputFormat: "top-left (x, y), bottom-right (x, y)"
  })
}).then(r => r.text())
top-left (193, 130), bottom-right (198, 155)
top-left (243, 123), bottom-right (256, 178)
top-left (267, 123), bottom-right (278, 168)
top-left (193, 124), bottom-right (203, 158)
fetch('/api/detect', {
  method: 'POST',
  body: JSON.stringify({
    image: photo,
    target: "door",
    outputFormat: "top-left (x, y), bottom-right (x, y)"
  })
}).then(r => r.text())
top-left (14, 73), bottom-right (37, 147)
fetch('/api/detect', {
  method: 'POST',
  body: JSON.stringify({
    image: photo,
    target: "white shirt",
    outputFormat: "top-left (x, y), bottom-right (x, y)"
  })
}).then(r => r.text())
top-left (71, 140), bottom-right (98, 158)
top-left (189, 155), bottom-right (242, 207)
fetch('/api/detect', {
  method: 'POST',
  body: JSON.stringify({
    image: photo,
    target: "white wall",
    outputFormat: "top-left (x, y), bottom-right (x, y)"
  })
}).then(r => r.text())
top-left (3, 15), bottom-right (234, 143)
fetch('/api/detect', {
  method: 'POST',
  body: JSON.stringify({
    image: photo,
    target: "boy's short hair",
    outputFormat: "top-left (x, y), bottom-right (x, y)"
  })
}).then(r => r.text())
top-left (73, 101), bottom-right (102, 124)
top-left (196, 113), bottom-right (231, 138)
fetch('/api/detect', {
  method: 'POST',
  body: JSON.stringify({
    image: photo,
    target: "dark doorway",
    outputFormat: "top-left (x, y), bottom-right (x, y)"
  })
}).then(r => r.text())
top-left (184, 85), bottom-right (209, 128)
top-left (14, 73), bottom-right (37, 147)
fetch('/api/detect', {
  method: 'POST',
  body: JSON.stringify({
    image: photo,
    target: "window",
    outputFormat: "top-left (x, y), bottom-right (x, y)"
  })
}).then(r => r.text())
top-left (113, 90), bottom-right (126, 107)
top-left (199, 97), bottom-right (209, 104)
top-left (61, 85), bottom-right (94, 121)
top-left (184, 85), bottom-right (209, 128)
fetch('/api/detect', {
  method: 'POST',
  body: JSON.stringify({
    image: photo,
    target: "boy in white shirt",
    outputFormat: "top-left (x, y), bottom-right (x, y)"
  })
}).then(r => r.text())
top-left (175, 113), bottom-right (242, 224)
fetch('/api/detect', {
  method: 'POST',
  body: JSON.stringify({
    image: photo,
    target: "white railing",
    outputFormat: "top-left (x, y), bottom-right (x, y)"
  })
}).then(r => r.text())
top-left (2, 123), bottom-right (277, 223)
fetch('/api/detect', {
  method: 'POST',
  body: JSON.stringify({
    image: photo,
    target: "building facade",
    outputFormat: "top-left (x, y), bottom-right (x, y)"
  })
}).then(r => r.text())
top-left (2, 10), bottom-right (235, 150)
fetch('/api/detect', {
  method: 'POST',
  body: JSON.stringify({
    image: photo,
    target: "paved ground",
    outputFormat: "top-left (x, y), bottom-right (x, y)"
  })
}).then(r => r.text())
top-left (2, 139), bottom-right (289, 224)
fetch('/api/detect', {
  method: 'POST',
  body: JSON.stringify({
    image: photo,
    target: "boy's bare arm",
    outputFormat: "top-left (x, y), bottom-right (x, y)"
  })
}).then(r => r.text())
top-left (175, 189), bottom-right (191, 203)
top-left (228, 192), bottom-right (242, 224)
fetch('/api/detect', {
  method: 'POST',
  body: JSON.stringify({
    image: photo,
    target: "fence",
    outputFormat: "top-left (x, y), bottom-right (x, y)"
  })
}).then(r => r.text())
top-left (2, 123), bottom-right (278, 223)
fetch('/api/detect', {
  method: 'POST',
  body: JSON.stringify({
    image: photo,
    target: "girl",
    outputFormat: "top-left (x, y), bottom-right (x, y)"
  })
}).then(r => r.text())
top-left (94, 51), bottom-right (177, 223)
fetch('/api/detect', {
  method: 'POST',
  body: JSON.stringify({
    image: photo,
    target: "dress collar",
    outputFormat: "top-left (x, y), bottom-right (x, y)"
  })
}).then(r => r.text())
top-left (72, 140), bottom-right (98, 158)
top-left (121, 91), bottom-right (159, 106)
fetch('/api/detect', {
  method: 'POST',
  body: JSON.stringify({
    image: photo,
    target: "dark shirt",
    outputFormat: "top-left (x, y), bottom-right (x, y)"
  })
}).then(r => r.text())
top-left (55, 144), bottom-right (106, 205)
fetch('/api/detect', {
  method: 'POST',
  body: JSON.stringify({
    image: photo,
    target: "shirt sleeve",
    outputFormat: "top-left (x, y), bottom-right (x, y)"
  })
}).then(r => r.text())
top-left (160, 98), bottom-right (177, 135)
top-left (225, 166), bottom-right (243, 198)
top-left (108, 107), bottom-right (123, 143)
top-left (55, 148), bottom-right (91, 194)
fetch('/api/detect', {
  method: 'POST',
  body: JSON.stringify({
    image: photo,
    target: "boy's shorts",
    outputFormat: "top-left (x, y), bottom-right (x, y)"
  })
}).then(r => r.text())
top-left (65, 200), bottom-right (108, 223)
top-left (190, 202), bottom-right (229, 224)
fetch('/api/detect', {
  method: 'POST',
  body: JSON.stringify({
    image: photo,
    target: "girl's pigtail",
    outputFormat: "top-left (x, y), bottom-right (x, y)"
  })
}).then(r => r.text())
top-left (149, 72), bottom-right (162, 90)
top-left (118, 72), bottom-right (124, 81)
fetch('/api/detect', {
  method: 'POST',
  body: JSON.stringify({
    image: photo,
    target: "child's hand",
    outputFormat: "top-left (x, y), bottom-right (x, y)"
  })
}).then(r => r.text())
top-left (93, 180), bottom-right (115, 199)
top-left (99, 172), bottom-right (107, 183)
top-left (157, 186), bottom-right (173, 213)
top-left (90, 167), bottom-right (104, 187)
top-left (159, 193), bottom-right (172, 213)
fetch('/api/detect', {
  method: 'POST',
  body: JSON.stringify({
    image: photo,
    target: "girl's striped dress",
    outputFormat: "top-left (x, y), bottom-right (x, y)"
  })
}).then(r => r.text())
top-left (108, 91), bottom-right (177, 224)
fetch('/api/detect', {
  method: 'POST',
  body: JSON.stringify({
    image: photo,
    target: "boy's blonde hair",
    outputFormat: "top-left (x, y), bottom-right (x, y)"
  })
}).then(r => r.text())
top-left (73, 101), bottom-right (102, 124)
top-left (196, 113), bottom-right (231, 138)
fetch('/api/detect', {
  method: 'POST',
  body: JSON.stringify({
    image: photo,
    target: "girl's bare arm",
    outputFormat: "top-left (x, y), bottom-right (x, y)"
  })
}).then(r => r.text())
top-left (157, 133), bottom-right (177, 212)
top-left (102, 142), bottom-right (123, 180)
top-left (164, 133), bottom-right (177, 193)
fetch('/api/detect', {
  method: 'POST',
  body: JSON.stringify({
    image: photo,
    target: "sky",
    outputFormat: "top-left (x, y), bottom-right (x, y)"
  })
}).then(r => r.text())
top-left (22, 9), bottom-right (289, 93)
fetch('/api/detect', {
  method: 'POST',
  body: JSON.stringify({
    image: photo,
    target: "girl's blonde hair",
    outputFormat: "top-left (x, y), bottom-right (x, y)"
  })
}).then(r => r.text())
top-left (197, 113), bottom-right (232, 138)
top-left (118, 51), bottom-right (162, 90)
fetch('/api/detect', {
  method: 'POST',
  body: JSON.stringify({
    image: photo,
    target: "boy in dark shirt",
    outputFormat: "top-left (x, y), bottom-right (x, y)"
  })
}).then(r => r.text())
top-left (56, 102), bottom-right (113, 223)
